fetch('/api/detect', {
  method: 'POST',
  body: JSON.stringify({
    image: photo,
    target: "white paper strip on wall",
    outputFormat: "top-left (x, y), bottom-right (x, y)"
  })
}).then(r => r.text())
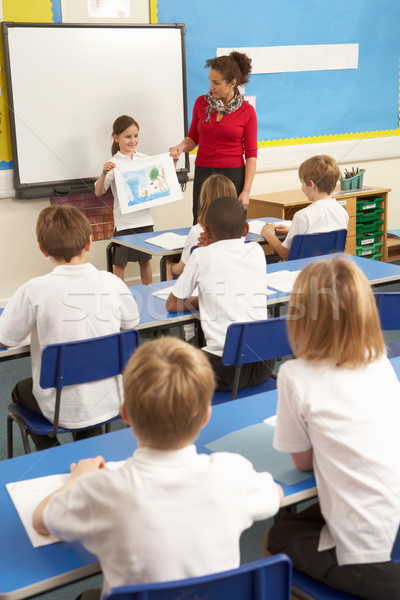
top-left (217, 44), bottom-right (359, 74)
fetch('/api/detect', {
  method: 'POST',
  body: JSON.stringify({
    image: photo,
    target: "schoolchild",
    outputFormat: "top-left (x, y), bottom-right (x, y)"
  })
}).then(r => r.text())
top-left (166, 196), bottom-right (274, 391)
top-left (95, 115), bottom-right (153, 284)
top-left (0, 205), bottom-right (140, 451)
top-left (265, 257), bottom-right (400, 600)
top-left (33, 337), bottom-right (282, 600)
top-left (262, 155), bottom-right (349, 260)
top-left (166, 173), bottom-right (237, 280)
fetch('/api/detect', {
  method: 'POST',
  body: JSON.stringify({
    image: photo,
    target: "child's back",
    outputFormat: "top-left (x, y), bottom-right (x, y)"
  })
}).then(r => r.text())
top-left (35, 337), bottom-right (282, 597)
top-left (0, 206), bottom-right (139, 434)
top-left (268, 257), bottom-right (400, 600)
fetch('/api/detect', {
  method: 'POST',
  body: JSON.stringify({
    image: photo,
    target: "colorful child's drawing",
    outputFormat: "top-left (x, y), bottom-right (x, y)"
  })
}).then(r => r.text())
top-left (115, 153), bottom-right (183, 215)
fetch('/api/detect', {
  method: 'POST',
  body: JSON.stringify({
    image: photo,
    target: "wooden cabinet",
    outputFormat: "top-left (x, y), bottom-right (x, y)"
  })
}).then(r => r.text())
top-left (248, 186), bottom-right (390, 261)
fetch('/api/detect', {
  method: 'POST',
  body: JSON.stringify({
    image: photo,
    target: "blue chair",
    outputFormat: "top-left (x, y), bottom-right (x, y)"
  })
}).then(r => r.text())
top-left (292, 523), bottom-right (400, 599)
top-left (103, 554), bottom-right (292, 600)
top-left (288, 229), bottom-right (347, 261)
top-left (213, 316), bottom-right (291, 404)
top-left (374, 292), bottom-right (400, 358)
top-left (7, 329), bottom-right (139, 457)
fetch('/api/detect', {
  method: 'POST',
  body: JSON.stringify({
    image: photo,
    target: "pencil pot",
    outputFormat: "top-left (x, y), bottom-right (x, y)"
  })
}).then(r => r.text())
top-left (340, 169), bottom-right (365, 191)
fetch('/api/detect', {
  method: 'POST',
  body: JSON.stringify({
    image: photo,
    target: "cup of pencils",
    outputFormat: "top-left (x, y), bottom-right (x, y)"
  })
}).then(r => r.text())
top-left (339, 167), bottom-right (365, 191)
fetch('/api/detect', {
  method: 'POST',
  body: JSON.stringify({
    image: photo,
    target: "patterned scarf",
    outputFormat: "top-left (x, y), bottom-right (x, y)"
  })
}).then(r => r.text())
top-left (203, 92), bottom-right (244, 123)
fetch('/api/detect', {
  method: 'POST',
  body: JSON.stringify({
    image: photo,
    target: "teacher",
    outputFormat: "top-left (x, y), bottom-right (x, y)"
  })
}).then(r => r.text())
top-left (170, 51), bottom-right (257, 223)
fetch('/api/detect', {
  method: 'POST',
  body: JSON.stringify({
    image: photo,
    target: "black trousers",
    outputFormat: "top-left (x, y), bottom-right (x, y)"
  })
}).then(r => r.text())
top-left (192, 165), bottom-right (245, 224)
top-left (268, 502), bottom-right (400, 600)
top-left (203, 351), bottom-right (274, 393)
top-left (12, 378), bottom-right (104, 451)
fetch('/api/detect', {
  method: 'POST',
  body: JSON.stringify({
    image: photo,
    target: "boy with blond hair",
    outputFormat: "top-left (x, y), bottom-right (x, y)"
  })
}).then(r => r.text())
top-left (262, 154), bottom-right (349, 260)
top-left (0, 205), bottom-right (139, 450)
top-left (33, 337), bottom-right (282, 600)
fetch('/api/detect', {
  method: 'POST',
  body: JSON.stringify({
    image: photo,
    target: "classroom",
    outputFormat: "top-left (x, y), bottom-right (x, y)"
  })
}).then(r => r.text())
top-left (0, 1), bottom-right (400, 600)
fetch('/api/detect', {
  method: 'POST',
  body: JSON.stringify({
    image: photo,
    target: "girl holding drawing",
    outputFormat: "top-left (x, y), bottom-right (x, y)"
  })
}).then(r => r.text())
top-left (169, 51), bottom-right (257, 224)
top-left (95, 115), bottom-right (153, 284)
top-left (265, 257), bottom-right (400, 599)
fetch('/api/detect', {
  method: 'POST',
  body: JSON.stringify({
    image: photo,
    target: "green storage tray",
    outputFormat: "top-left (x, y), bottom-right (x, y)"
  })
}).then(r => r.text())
top-left (356, 230), bottom-right (383, 247)
top-left (356, 208), bottom-right (384, 224)
top-left (356, 241), bottom-right (383, 257)
top-left (356, 219), bottom-right (384, 234)
top-left (356, 197), bottom-right (384, 212)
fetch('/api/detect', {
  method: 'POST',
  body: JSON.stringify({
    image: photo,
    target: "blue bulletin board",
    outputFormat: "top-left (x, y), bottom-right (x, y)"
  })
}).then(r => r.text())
top-left (151, 0), bottom-right (400, 151)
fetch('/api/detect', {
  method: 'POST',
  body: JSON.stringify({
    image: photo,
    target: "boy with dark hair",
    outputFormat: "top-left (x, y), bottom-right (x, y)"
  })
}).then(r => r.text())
top-left (166, 196), bottom-right (274, 391)
top-left (262, 154), bottom-right (349, 260)
top-left (0, 205), bottom-right (140, 450)
top-left (33, 337), bottom-right (282, 600)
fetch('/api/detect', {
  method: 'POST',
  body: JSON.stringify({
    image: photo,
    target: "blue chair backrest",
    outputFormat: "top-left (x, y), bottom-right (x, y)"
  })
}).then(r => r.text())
top-left (222, 317), bottom-right (291, 367)
top-left (103, 554), bottom-right (292, 600)
top-left (288, 229), bottom-right (347, 261)
top-left (40, 329), bottom-right (139, 391)
top-left (391, 524), bottom-right (400, 563)
top-left (374, 292), bottom-right (400, 330)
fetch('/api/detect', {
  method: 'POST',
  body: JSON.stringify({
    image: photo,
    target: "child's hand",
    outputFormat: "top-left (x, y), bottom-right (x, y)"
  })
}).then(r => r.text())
top-left (275, 223), bottom-right (290, 236)
top-left (261, 222), bottom-right (276, 240)
top-left (103, 161), bottom-right (116, 175)
top-left (197, 231), bottom-right (212, 247)
top-left (70, 456), bottom-right (105, 479)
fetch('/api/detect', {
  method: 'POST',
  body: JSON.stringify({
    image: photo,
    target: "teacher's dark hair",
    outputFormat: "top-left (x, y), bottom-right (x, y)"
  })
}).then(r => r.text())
top-left (111, 115), bottom-right (139, 155)
top-left (205, 51), bottom-right (252, 91)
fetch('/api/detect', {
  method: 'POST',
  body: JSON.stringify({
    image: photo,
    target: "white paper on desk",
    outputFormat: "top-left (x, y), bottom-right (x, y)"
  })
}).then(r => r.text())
top-left (153, 286), bottom-right (199, 300)
top-left (266, 270), bottom-right (300, 293)
top-left (248, 220), bottom-right (291, 235)
top-left (145, 233), bottom-right (187, 250)
top-left (6, 461), bottom-right (126, 548)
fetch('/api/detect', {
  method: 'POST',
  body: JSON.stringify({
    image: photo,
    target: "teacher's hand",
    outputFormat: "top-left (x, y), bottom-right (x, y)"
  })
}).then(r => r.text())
top-left (238, 190), bottom-right (250, 210)
top-left (169, 144), bottom-right (183, 162)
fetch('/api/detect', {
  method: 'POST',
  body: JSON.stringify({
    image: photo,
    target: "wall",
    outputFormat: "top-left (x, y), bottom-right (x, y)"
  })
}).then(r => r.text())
top-left (0, 0), bottom-right (399, 302)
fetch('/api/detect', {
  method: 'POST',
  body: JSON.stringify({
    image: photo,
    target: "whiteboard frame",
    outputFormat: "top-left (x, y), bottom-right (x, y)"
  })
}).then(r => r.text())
top-left (2, 22), bottom-right (189, 199)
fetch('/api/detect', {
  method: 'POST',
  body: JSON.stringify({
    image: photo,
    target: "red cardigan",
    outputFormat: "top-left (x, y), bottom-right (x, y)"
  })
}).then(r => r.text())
top-left (187, 95), bottom-right (258, 169)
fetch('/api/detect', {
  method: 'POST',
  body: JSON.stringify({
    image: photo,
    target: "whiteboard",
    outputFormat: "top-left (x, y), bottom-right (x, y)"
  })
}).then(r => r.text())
top-left (2, 23), bottom-right (189, 198)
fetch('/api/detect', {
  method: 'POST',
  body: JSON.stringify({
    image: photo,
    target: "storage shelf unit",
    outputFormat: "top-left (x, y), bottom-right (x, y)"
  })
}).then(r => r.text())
top-left (248, 186), bottom-right (390, 261)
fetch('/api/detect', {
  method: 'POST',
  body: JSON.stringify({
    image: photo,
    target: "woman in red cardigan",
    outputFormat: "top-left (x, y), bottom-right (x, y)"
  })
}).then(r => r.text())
top-left (170, 52), bottom-right (257, 224)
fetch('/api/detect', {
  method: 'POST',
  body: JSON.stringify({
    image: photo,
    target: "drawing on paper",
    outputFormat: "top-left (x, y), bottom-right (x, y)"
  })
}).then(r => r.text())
top-left (123, 164), bottom-right (170, 207)
top-left (115, 153), bottom-right (183, 215)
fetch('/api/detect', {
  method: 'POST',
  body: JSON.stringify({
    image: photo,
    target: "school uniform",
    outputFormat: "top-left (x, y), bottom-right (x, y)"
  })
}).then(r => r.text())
top-left (282, 198), bottom-right (349, 250)
top-left (181, 223), bottom-right (203, 265)
top-left (268, 355), bottom-right (400, 599)
top-left (44, 446), bottom-right (281, 599)
top-left (101, 151), bottom-right (154, 263)
top-left (0, 264), bottom-right (140, 430)
top-left (172, 239), bottom-right (274, 390)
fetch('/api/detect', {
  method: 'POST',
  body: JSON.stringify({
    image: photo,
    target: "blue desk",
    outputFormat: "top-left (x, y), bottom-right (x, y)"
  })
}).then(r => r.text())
top-left (266, 253), bottom-right (400, 307)
top-left (0, 387), bottom-right (312, 600)
top-left (107, 218), bottom-right (277, 279)
top-left (130, 283), bottom-right (199, 332)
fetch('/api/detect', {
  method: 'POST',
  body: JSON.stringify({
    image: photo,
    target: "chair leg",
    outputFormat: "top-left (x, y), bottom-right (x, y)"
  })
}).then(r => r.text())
top-left (7, 413), bottom-right (31, 458)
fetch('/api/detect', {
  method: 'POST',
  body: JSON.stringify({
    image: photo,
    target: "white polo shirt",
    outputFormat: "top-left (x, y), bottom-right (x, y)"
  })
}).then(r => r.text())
top-left (274, 355), bottom-right (400, 566)
top-left (172, 239), bottom-right (268, 356)
top-left (101, 151), bottom-right (154, 231)
top-left (0, 264), bottom-right (140, 428)
top-left (282, 198), bottom-right (349, 250)
top-left (44, 446), bottom-right (281, 597)
top-left (181, 223), bottom-right (203, 265)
